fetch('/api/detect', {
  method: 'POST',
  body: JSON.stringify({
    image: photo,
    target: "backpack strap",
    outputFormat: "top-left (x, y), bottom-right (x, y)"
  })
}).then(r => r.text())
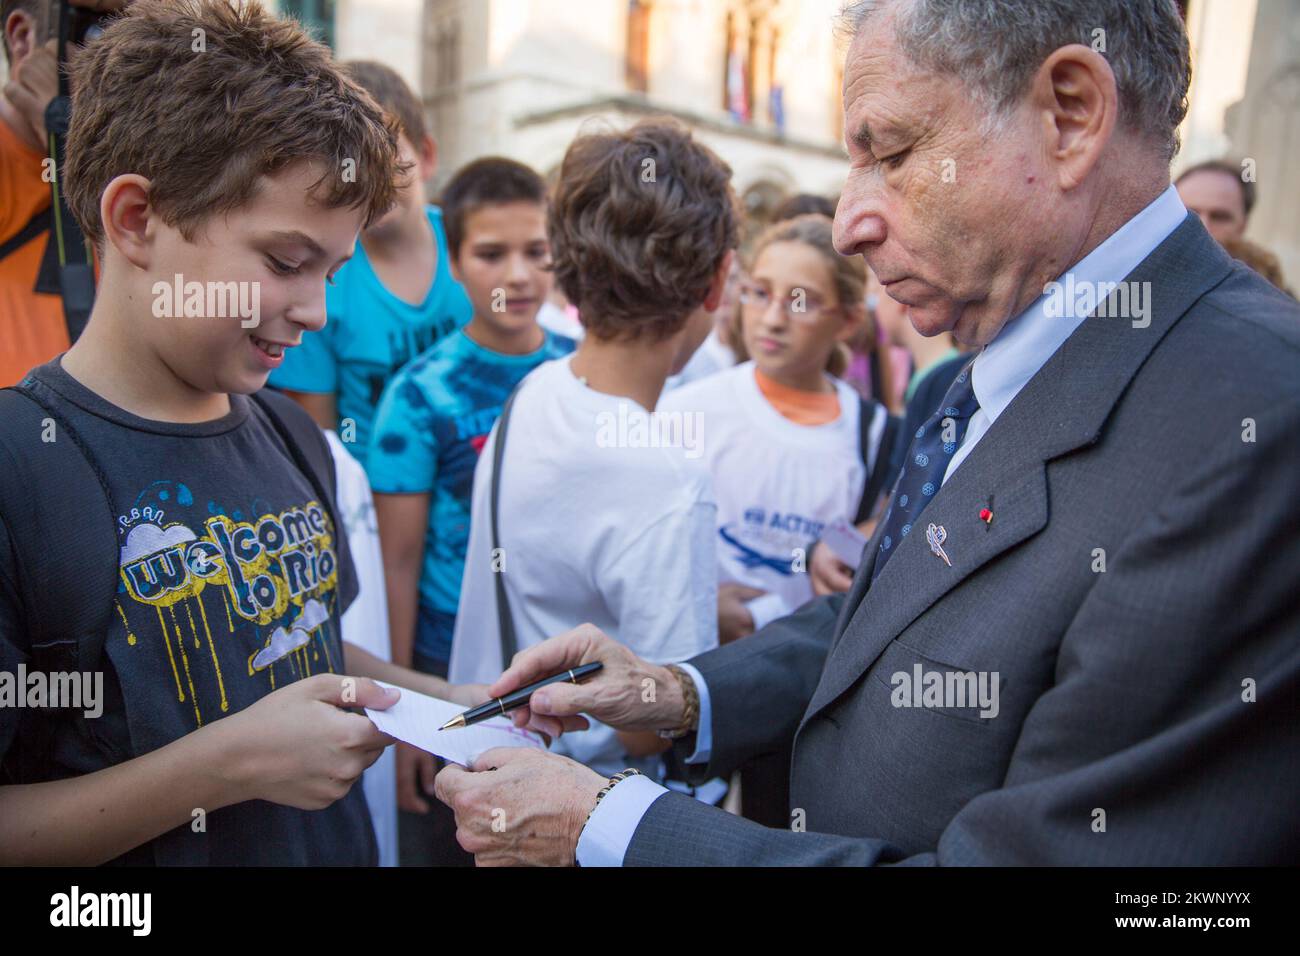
top-left (0, 383), bottom-right (119, 675)
top-left (855, 398), bottom-right (902, 524)
top-left (0, 383), bottom-right (121, 784)
top-left (0, 207), bottom-right (51, 264)
top-left (249, 389), bottom-right (357, 614)
top-left (489, 387), bottom-right (521, 668)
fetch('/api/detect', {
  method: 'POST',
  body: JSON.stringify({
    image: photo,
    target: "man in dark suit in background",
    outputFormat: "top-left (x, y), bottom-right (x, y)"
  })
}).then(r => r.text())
top-left (433, 0), bottom-right (1300, 865)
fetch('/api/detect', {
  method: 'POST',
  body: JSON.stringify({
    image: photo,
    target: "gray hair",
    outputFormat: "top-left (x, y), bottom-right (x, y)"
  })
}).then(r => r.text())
top-left (838, 0), bottom-right (1191, 162)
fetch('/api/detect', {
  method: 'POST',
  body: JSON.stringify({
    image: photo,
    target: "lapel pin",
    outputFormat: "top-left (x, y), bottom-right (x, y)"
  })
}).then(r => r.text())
top-left (979, 508), bottom-right (993, 524)
top-left (926, 523), bottom-right (952, 567)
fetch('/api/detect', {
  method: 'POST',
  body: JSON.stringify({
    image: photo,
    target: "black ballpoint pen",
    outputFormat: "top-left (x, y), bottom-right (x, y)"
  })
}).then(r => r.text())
top-left (438, 662), bottom-right (604, 730)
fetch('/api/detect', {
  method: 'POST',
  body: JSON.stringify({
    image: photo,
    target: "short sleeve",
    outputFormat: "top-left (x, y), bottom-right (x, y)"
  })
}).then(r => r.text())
top-left (366, 371), bottom-right (440, 495)
top-left (269, 319), bottom-right (337, 394)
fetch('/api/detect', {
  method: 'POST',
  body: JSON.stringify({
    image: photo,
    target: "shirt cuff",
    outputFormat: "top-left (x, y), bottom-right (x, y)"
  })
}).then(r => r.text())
top-left (575, 773), bottom-right (669, 867)
top-left (675, 662), bottom-right (712, 765)
top-left (744, 592), bottom-right (791, 632)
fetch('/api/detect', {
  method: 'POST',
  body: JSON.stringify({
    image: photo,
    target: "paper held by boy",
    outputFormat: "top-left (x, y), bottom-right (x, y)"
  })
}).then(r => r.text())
top-left (365, 683), bottom-right (545, 766)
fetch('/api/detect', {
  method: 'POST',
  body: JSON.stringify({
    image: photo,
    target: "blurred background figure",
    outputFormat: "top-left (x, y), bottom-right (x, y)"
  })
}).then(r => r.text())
top-left (771, 191), bottom-right (836, 222)
top-left (0, 0), bottom-right (67, 386)
top-left (1221, 236), bottom-right (1293, 297)
top-left (1175, 158), bottom-right (1254, 244)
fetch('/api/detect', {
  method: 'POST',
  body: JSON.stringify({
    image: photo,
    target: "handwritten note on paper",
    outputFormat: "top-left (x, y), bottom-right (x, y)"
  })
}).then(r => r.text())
top-left (364, 683), bottom-right (545, 766)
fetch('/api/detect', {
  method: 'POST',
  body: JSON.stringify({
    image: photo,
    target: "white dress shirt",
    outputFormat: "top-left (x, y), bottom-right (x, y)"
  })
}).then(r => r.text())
top-left (575, 185), bottom-right (1189, 866)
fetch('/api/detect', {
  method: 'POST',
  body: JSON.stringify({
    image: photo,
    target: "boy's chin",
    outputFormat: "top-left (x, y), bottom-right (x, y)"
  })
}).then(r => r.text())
top-left (477, 310), bottom-right (540, 335)
top-left (218, 360), bottom-right (274, 396)
top-left (229, 373), bottom-right (273, 396)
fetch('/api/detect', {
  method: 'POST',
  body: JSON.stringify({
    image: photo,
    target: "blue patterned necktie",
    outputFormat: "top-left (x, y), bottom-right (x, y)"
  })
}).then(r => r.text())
top-left (871, 361), bottom-right (980, 581)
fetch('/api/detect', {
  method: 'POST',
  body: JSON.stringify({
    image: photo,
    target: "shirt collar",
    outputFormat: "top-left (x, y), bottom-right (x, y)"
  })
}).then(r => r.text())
top-left (971, 183), bottom-right (1187, 423)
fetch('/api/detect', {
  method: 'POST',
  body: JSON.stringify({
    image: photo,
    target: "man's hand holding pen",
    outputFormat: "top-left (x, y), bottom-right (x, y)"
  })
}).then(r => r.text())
top-left (432, 623), bottom-right (693, 865)
top-left (495, 623), bottom-right (690, 737)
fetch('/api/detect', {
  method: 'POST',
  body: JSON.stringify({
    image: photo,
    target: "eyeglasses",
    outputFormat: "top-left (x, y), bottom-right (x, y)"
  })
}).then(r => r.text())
top-left (738, 284), bottom-right (834, 323)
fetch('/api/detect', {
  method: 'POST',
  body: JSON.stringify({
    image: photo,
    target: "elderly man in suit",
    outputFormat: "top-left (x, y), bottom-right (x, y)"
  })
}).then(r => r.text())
top-left (434, 0), bottom-right (1300, 866)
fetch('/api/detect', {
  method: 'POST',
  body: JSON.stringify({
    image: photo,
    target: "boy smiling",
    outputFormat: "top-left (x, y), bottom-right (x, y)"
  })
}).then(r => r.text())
top-left (0, 0), bottom-right (479, 865)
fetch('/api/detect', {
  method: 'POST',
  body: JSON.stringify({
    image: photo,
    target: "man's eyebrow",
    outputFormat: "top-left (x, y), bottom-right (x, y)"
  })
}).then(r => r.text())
top-left (265, 230), bottom-right (326, 259)
top-left (850, 120), bottom-right (905, 154)
top-left (850, 123), bottom-right (874, 152)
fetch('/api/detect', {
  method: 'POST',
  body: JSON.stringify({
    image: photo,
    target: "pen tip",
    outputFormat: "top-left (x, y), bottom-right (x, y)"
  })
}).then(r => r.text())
top-left (439, 716), bottom-right (465, 731)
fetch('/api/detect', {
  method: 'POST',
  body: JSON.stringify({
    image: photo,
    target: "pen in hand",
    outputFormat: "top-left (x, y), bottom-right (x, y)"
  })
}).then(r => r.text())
top-left (438, 662), bottom-right (604, 730)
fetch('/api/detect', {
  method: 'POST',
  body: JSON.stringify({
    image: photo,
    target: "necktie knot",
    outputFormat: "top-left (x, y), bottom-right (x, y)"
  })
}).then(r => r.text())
top-left (872, 360), bottom-right (979, 582)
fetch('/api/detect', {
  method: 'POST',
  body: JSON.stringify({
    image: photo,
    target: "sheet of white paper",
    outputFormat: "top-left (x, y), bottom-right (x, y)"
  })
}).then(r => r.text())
top-left (823, 517), bottom-right (870, 569)
top-left (365, 683), bottom-right (544, 766)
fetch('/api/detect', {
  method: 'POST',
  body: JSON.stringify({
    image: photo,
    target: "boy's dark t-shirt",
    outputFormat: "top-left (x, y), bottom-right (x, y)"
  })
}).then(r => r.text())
top-left (0, 359), bottom-right (375, 865)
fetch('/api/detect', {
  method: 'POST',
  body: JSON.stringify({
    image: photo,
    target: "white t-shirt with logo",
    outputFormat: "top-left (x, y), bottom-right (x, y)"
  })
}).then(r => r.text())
top-left (659, 361), bottom-right (883, 629)
top-left (448, 355), bottom-right (719, 778)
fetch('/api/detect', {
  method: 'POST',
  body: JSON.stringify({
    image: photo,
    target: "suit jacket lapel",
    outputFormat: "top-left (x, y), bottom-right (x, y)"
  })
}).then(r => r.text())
top-left (801, 213), bottom-right (1235, 726)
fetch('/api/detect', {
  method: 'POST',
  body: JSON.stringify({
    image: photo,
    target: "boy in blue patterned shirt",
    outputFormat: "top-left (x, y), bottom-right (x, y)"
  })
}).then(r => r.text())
top-left (368, 158), bottom-right (572, 838)
top-left (269, 61), bottom-right (473, 467)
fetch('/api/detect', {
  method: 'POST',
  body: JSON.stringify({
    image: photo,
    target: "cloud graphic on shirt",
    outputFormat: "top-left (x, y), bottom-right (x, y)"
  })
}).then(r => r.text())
top-left (252, 598), bottom-right (329, 671)
top-left (119, 522), bottom-right (197, 566)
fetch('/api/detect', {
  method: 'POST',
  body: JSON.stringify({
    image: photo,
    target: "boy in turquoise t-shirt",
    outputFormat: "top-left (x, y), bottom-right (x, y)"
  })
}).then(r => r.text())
top-left (270, 61), bottom-right (472, 467)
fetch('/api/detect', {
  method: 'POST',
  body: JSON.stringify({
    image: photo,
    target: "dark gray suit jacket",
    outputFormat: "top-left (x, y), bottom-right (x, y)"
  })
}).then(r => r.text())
top-left (626, 214), bottom-right (1300, 865)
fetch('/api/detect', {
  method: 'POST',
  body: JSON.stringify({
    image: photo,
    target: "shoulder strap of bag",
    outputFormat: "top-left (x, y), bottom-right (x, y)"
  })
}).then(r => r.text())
top-left (855, 398), bottom-right (901, 524)
top-left (490, 387), bottom-right (522, 667)
top-left (0, 207), bottom-right (51, 263)
top-left (250, 390), bottom-right (337, 507)
top-left (0, 384), bottom-right (119, 675)
top-left (0, 382), bottom-right (121, 785)
top-left (249, 389), bottom-right (356, 613)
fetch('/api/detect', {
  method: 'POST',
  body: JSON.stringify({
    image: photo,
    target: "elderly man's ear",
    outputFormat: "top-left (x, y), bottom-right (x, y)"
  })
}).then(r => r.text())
top-left (1032, 44), bottom-right (1119, 192)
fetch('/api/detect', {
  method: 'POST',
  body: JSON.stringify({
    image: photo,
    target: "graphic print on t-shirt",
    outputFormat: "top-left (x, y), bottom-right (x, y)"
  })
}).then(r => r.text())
top-left (114, 480), bottom-right (342, 727)
top-left (367, 329), bottom-right (574, 638)
top-left (721, 506), bottom-right (829, 577)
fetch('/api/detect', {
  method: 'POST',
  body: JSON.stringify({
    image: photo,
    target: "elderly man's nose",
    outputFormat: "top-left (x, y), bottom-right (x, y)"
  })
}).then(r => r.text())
top-left (833, 197), bottom-right (887, 256)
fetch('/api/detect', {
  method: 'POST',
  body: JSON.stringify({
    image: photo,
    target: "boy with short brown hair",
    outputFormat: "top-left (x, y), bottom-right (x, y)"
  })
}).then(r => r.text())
top-left (269, 58), bottom-right (473, 467)
top-left (0, 0), bottom-right (477, 866)
top-left (448, 119), bottom-right (737, 779)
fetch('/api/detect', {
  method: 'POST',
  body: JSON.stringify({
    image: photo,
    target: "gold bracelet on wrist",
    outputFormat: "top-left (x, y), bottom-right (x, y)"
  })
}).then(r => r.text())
top-left (656, 664), bottom-right (699, 740)
top-left (576, 768), bottom-right (644, 865)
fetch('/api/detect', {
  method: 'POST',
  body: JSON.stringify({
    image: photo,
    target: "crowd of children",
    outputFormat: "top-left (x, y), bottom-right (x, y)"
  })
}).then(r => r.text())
top-left (0, 0), bottom-right (948, 865)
